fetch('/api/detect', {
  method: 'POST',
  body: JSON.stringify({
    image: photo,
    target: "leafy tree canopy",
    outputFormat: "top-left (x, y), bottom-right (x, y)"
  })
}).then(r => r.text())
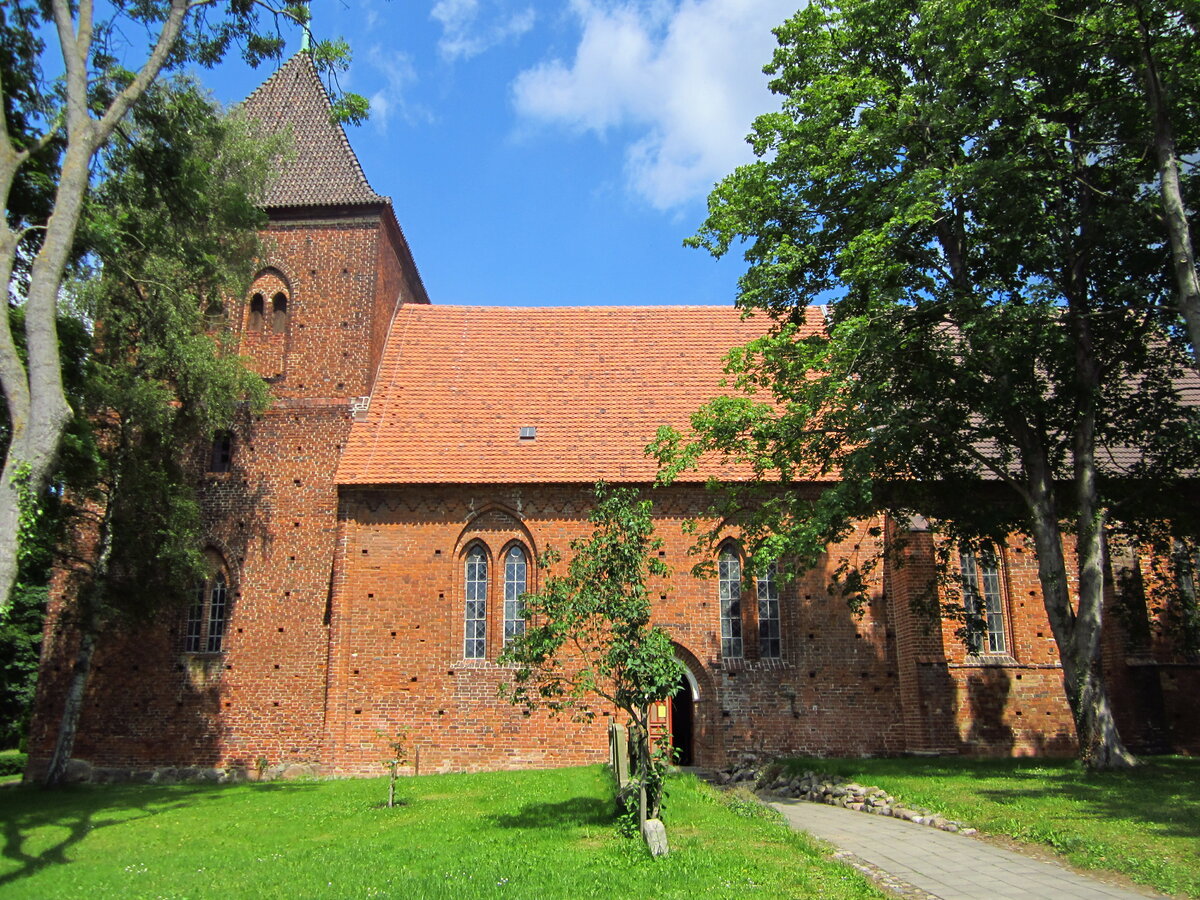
top-left (655, 0), bottom-right (1200, 769)
top-left (0, 0), bottom-right (364, 617)
top-left (36, 77), bottom-right (275, 782)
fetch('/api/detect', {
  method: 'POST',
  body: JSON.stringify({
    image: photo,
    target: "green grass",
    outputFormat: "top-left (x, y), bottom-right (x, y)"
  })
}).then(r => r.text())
top-left (0, 766), bottom-right (882, 899)
top-left (779, 755), bottom-right (1200, 898)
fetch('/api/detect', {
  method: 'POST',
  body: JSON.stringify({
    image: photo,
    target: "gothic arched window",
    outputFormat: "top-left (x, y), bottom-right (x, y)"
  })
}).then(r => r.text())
top-left (464, 544), bottom-right (488, 659)
top-left (503, 544), bottom-right (528, 646)
top-left (719, 545), bottom-right (743, 659)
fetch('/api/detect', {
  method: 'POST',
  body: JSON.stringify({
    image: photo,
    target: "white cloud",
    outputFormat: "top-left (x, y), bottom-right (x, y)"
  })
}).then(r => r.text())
top-left (364, 46), bottom-right (427, 131)
top-left (512, 0), bottom-right (797, 209)
top-left (431, 0), bottom-right (536, 62)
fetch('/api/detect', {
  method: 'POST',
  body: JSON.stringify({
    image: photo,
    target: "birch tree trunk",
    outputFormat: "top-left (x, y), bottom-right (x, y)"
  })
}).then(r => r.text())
top-left (0, 0), bottom-right (192, 614)
top-left (1134, 2), bottom-right (1200, 370)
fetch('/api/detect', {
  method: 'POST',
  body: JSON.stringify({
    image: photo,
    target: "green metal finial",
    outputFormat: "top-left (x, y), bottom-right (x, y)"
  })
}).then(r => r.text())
top-left (299, 1), bottom-right (312, 53)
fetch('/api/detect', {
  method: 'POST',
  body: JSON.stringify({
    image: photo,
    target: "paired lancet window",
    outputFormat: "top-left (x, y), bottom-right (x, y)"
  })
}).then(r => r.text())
top-left (720, 546), bottom-right (782, 660)
top-left (463, 542), bottom-right (530, 660)
top-left (960, 548), bottom-right (1008, 655)
top-left (245, 270), bottom-right (290, 336)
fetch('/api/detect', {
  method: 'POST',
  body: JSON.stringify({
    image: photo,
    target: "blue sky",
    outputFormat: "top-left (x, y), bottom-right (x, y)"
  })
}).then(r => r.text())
top-left (194, 0), bottom-right (801, 308)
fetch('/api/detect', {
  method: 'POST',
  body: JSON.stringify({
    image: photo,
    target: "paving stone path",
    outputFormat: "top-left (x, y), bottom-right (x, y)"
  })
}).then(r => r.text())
top-left (770, 797), bottom-right (1165, 900)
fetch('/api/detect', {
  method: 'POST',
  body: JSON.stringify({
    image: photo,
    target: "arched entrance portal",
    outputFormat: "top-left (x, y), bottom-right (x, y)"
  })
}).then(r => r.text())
top-left (648, 664), bottom-right (700, 766)
top-left (670, 672), bottom-right (695, 765)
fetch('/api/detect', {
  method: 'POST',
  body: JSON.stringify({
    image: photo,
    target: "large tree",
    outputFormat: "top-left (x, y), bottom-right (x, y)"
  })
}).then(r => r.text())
top-left (41, 77), bottom-right (274, 785)
top-left (0, 0), bottom-right (364, 617)
top-left (655, 0), bottom-right (1200, 769)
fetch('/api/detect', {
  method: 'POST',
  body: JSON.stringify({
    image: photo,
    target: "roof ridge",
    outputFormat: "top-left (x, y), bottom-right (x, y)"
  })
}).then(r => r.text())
top-left (397, 304), bottom-right (789, 313)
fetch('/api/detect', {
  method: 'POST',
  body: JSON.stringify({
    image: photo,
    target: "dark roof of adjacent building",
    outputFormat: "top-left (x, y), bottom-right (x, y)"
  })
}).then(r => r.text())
top-left (240, 52), bottom-right (385, 209)
top-left (336, 305), bottom-right (827, 485)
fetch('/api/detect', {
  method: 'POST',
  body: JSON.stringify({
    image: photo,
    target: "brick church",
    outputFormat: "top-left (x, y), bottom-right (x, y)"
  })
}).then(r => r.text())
top-left (27, 54), bottom-right (1199, 779)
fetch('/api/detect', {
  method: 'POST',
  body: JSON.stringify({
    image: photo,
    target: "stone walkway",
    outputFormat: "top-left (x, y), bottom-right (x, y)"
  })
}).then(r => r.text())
top-left (770, 797), bottom-right (1165, 900)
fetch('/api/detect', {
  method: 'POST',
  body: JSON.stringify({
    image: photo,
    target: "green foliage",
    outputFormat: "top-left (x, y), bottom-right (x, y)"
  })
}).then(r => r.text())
top-left (0, 748), bottom-right (26, 777)
top-left (500, 484), bottom-right (684, 823)
top-left (0, 310), bottom-right (92, 748)
top-left (58, 77), bottom-right (275, 620)
top-left (656, 0), bottom-right (1200, 637)
top-left (665, 0), bottom-right (1197, 542)
top-left (781, 756), bottom-right (1200, 897)
top-left (500, 484), bottom-right (682, 720)
top-left (0, 584), bottom-right (45, 748)
top-left (0, 767), bottom-right (883, 898)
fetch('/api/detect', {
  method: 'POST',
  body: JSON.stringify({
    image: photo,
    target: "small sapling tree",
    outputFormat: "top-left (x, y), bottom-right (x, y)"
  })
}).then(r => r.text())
top-left (379, 727), bottom-right (409, 808)
top-left (499, 483), bottom-right (683, 834)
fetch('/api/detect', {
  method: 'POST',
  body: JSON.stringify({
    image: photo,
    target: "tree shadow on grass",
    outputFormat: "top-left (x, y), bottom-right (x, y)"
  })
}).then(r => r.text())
top-left (786, 755), bottom-right (1200, 844)
top-left (968, 757), bottom-right (1200, 843)
top-left (0, 780), bottom-right (312, 889)
top-left (490, 796), bottom-right (614, 830)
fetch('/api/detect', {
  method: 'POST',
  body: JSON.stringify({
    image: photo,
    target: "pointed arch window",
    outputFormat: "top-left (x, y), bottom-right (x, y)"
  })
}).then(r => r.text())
top-left (185, 559), bottom-right (230, 653)
top-left (719, 546), bottom-right (743, 659)
top-left (503, 545), bottom-right (528, 646)
top-left (464, 545), bottom-right (488, 659)
top-left (757, 562), bottom-right (781, 659)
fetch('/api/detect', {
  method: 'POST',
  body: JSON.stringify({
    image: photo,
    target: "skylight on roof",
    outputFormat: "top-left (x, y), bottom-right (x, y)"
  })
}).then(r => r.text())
top-left (519, 426), bottom-right (537, 441)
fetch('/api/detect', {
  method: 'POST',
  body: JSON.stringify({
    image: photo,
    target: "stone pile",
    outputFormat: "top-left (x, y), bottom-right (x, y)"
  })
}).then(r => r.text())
top-left (716, 763), bottom-right (977, 836)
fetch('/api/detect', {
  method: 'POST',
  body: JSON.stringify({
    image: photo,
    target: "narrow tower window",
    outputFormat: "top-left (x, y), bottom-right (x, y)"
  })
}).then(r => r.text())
top-left (248, 293), bottom-right (265, 332)
top-left (208, 431), bottom-right (233, 473)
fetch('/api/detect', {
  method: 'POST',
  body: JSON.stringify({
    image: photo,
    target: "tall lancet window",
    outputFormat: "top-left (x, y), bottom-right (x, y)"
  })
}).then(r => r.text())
top-left (719, 546), bottom-right (743, 659)
top-left (464, 545), bottom-right (488, 659)
top-left (503, 545), bottom-right (528, 646)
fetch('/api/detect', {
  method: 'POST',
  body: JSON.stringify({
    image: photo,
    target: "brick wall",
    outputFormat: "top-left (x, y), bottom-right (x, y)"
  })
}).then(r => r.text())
top-left (889, 531), bottom-right (1079, 757)
top-left (322, 484), bottom-right (907, 776)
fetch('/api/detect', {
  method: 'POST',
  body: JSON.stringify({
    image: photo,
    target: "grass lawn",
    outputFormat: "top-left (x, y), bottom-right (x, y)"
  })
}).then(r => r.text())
top-left (0, 766), bottom-right (882, 900)
top-left (779, 755), bottom-right (1200, 898)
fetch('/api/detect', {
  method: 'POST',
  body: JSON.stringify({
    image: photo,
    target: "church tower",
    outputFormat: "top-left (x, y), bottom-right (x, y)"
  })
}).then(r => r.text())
top-left (27, 53), bottom-right (428, 775)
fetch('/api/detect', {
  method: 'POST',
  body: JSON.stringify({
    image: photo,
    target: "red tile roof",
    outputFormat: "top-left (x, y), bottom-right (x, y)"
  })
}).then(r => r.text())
top-left (240, 53), bottom-right (385, 209)
top-left (336, 305), bottom-right (826, 484)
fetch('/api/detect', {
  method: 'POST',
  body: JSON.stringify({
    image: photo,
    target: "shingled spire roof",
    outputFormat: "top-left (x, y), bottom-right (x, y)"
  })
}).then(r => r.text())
top-left (241, 52), bottom-right (385, 209)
